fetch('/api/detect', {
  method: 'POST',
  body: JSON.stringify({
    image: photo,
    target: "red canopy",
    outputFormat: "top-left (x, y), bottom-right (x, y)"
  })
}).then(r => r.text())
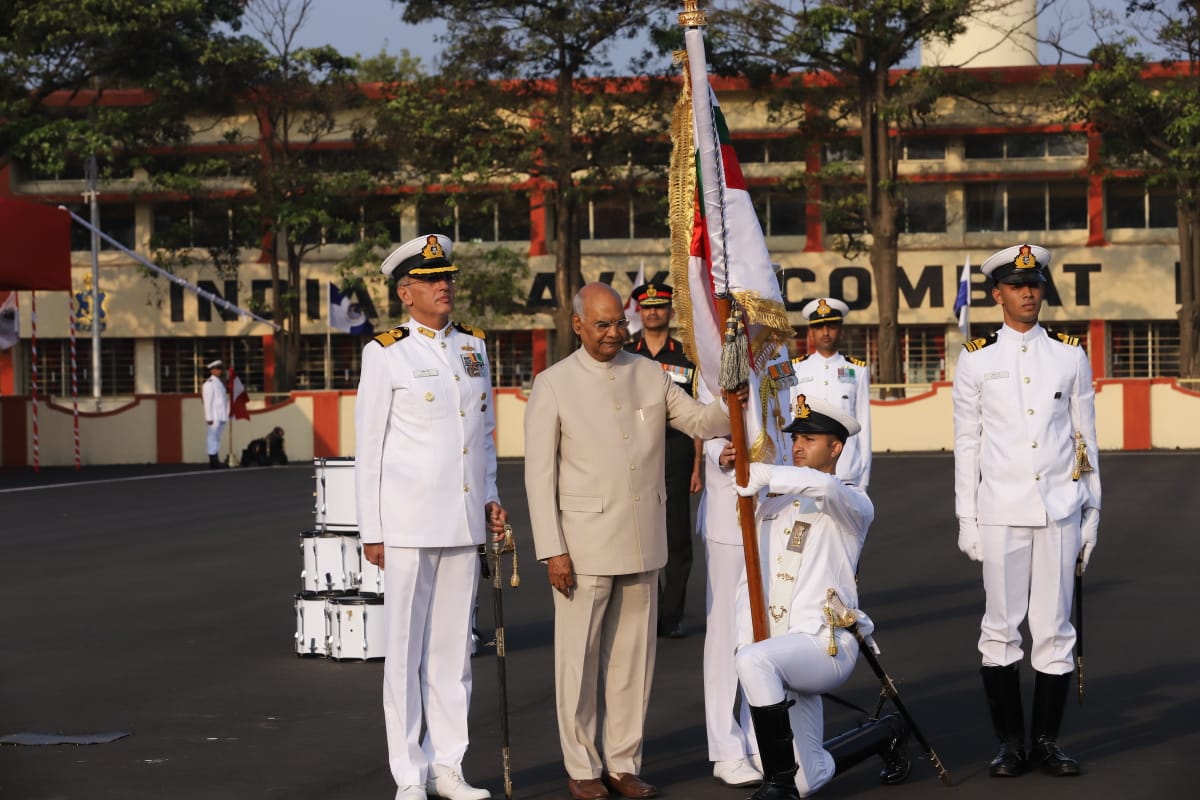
top-left (0, 198), bottom-right (72, 291)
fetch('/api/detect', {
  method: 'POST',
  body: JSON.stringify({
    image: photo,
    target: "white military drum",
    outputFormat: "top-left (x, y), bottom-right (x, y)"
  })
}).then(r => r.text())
top-left (313, 456), bottom-right (357, 531)
top-left (300, 530), bottom-right (356, 594)
top-left (328, 595), bottom-right (386, 661)
top-left (348, 537), bottom-right (385, 596)
top-left (294, 592), bottom-right (329, 657)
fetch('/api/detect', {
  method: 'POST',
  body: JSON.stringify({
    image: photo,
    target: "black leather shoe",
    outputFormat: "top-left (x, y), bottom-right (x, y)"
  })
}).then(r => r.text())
top-left (1033, 737), bottom-right (1080, 776)
top-left (879, 731), bottom-right (911, 785)
top-left (988, 742), bottom-right (1027, 777)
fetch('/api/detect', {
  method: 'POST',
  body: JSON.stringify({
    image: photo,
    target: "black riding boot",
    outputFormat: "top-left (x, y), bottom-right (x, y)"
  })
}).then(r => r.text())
top-left (1031, 671), bottom-right (1081, 776)
top-left (208, 454), bottom-right (221, 469)
top-left (981, 665), bottom-right (1027, 776)
top-left (825, 713), bottom-right (911, 785)
top-left (746, 701), bottom-right (800, 800)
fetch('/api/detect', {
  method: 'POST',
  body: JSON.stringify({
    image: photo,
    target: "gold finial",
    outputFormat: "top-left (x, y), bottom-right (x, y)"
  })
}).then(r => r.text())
top-left (679, 0), bottom-right (707, 27)
top-left (1071, 432), bottom-right (1094, 481)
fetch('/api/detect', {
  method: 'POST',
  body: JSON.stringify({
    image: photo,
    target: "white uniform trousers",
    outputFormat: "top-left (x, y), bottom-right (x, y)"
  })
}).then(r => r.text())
top-left (736, 629), bottom-right (859, 798)
top-left (553, 570), bottom-right (657, 779)
top-left (382, 544), bottom-right (480, 787)
top-left (205, 421), bottom-right (226, 456)
top-left (979, 512), bottom-right (1081, 675)
top-left (702, 538), bottom-right (756, 762)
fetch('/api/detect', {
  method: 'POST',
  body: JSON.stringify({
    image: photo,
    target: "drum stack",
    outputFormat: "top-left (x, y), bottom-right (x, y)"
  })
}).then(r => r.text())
top-left (294, 456), bottom-right (386, 661)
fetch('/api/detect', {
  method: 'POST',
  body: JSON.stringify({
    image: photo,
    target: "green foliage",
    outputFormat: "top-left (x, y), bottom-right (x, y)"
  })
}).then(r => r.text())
top-left (452, 247), bottom-right (531, 328)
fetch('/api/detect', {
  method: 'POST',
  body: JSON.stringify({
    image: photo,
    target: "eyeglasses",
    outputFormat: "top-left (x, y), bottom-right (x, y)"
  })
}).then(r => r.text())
top-left (400, 275), bottom-right (456, 288)
top-left (587, 318), bottom-right (631, 332)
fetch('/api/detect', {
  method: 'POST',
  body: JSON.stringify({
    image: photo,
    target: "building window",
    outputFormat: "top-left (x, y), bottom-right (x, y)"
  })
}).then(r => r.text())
top-left (297, 334), bottom-right (363, 390)
top-left (964, 133), bottom-right (1087, 159)
top-left (823, 138), bottom-right (863, 163)
top-left (750, 187), bottom-right (807, 236)
top-left (157, 338), bottom-right (264, 394)
top-left (901, 184), bottom-right (947, 233)
top-left (28, 338), bottom-right (136, 397)
top-left (590, 193), bottom-right (631, 239)
top-left (965, 182), bottom-right (1087, 232)
top-left (62, 202), bottom-right (136, 251)
top-left (1109, 321), bottom-right (1179, 378)
top-left (901, 137), bottom-right (947, 160)
top-left (489, 331), bottom-right (535, 388)
top-left (632, 191), bottom-right (669, 239)
top-left (153, 200), bottom-right (240, 250)
top-left (1106, 180), bottom-right (1177, 229)
top-left (417, 193), bottom-right (530, 243)
top-left (362, 197), bottom-right (403, 243)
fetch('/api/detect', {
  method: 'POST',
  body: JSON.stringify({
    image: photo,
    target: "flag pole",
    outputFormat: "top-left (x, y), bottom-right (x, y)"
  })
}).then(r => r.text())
top-left (680, 0), bottom-right (769, 641)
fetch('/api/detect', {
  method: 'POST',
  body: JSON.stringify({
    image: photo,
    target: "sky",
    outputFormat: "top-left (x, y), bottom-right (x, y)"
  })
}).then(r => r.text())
top-left (276, 0), bottom-right (1158, 70)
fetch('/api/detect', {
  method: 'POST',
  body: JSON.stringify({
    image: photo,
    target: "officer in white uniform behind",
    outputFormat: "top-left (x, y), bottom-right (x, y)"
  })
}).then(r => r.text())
top-left (953, 243), bottom-right (1101, 779)
top-left (201, 359), bottom-right (229, 469)
top-left (784, 299), bottom-right (872, 490)
top-left (355, 234), bottom-right (508, 800)
top-left (722, 396), bottom-right (909, 799)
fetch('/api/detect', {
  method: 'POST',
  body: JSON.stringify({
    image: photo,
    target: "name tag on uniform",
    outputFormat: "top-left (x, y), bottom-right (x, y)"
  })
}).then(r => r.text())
top-left (985, 371), bottom-right (1009, 380)
top-left (413, 368), bottom-right (438, 378)
top-left (787, 522), bottom-right (811, 553)
top-left (796, 376), bottom-right (814, 384)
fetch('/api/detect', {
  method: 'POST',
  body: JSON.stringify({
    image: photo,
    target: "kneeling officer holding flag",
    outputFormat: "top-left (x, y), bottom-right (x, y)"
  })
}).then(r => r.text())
top-left (721, 396), bottom-right (909, 799)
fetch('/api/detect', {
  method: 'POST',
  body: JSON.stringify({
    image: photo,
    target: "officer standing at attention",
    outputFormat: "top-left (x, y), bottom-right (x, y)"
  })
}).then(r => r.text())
top-left (625, 280), bottom-right (703, 639)
top-left (723, 396), bottom-right (909, 799)
top-left (201, 359), bottom-right (229, 469)
top-left (786, 298), bottom-right (872, 490)
top-left (355, 233), bottom-right (508, 800)
top-left (953, 243), bottom-right (1101, 778)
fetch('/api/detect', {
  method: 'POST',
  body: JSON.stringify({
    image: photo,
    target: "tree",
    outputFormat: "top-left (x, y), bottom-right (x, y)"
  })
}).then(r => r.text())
top-left (153, 0), bottom-right (397, 391)
top-left (387, 0), bottom-right (681, 363)
top-left (698, 1), bottom-right (1024, 395)
top-left (0, 0), bottom-right (245, 175)
top-left (1060, 1), bottom-right (1200, 377)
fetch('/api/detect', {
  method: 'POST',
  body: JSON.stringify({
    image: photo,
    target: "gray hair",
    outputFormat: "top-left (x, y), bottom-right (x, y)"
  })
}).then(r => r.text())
top-left (572, 282), bottom-right (621, 317)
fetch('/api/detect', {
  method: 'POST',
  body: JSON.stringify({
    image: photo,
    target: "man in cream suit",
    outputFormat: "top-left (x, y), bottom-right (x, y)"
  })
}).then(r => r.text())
top-left (524, 283), bottom-right (733, 800)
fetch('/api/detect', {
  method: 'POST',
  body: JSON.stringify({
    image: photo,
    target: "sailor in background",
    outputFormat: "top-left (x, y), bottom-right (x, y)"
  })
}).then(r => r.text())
top-left (784, 298), bottom-right (872, 490)
top-left (952, 243), bottom-right (1101, 778)
top-left (355, 233), bottom-right (508, 800)
top-left (201, 359), bottom-right (229, 469)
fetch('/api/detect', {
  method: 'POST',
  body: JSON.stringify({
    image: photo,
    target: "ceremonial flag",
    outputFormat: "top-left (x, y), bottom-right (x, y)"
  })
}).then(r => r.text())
top-left (671, 24), bottom-right (793, 463)
top-left (0, 292), bottom-right (18, 351)
top-left (623, 261), bottom-right (646, 336)
top-left (954, 256), bottom-right (971, 339)
top-left (229, 367), bottom-right (250, 421)
top-left (328, 282), bottom-right (374, 336)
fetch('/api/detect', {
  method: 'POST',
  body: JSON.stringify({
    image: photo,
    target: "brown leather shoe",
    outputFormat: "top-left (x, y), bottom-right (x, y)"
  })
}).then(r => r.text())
top-left (604, 772), bottom-right (658, 798)
top-left (567, 777), bottom-right (610, 800)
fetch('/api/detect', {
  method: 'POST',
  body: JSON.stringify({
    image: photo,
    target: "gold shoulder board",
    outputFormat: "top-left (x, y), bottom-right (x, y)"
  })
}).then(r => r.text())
top-left (372, 326), bottom-right (410, 347)
top-left (791, 354), bottom-right (810, 364)
top-left (453, 322), bottom-right (486, 339)
top-left (1051, 331), bottom-right (1081, 347)
top-left (962, 335), bottom-right (994, 352)
top-left (847, 355), bottom-right (866, 368)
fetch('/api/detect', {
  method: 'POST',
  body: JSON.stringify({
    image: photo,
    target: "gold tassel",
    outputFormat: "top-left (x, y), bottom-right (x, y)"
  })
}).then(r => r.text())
top-left (1071, 431), bottom-right (1094, 482)
top-left (719, 304), bottom-right (748, 391)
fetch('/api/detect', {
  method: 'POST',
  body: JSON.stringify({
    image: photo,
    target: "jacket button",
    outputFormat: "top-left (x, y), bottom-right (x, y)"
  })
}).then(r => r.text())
top-left (630, 464), bottom-right (637, 470)
top-left (1031, 442), bottom-right (1038, 448)
top-left (1027, 409), bottom-right (1034, 415)
top-left (1023, 376), bottom-right (1030, 384)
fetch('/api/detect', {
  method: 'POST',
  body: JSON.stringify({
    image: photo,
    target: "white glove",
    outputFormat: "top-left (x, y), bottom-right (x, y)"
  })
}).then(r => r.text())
top-left (957, 517), bottom-right (982, 562)
top-left (1079, 507), bottom-right (1099, 572)
top-left (734, 462), bottom-right (773, 497)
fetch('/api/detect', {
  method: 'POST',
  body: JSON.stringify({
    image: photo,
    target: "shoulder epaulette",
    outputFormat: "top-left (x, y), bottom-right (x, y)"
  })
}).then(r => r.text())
top-left (847, 355), bottom-right (867, 368)
top-left (1046, 328), bottom-right (1081, 347)
top-left (371, 326), bottom-right (409, 347)
top-left (962, 331), bottom-right (999, 352)
top-left (791, 354), bottom-right (810, 364)
top-left (453, 322), bottom-right (486, 339)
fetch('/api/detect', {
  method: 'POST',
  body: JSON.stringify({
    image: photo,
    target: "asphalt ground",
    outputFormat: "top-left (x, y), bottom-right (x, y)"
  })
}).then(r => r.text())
top-left (1, 452), bottom-right (1195, 799)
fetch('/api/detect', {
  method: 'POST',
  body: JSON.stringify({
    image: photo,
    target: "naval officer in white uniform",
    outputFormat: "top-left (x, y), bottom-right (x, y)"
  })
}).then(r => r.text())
top-left (201, 359), bottom-right (229, 469)
top-left (355, 234), bottom-right (508, 800)
top-left (722, 396), bottom-right (908, 799)
top-left (953, 243), bottom-right (1101, 779)
top-left (784, 298), bottom-right (872, 490)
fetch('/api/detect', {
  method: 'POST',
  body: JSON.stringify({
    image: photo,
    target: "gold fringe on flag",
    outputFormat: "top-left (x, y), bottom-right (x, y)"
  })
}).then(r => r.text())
top-left (668, 50), bottom-right (701, 368)
top-left (733, 289), bottom-right (793, 374)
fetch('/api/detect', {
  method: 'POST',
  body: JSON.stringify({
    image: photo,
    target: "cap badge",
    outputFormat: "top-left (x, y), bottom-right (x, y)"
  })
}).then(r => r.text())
top-left (794, 394), bottom-right (812, 419)
top-left (1013, 245), bottom-right (1038, 271)
top-left (646, 285), bottom-right (658, 298)
top-left (816, 299), bottom-right (832, 316)
top-left (421, 235), bottom-right (446, 261)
